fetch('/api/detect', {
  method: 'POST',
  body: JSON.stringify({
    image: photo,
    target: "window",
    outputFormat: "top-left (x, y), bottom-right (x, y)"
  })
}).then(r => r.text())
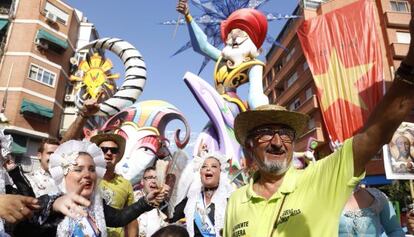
top-left (28, 64), bottom-right (56, 87)
top-left (287, 72), bottom-right (298, 88)
top-left (44, 2), bottom-right (69, 24)
top-left (275, 63), bottom-right (283, 73)
top-left (267, 73), bottom-right (273, 87)
top-left (308, 117), bottom-right (315, 129)
top-left (289, 98), bottom-right (301, 111)
top-left (303, 61), bottom-right (309, 71)
top-left (286, 47), bottom-right (296, 62)
top-left (271, 90), bottom-right (277, 103)
top-left (65, 82), bottom-right (74, 95)
top-left (390, 1), bottom-right (410, 12)
top-left (305, 87), bottom-right (313, 100)
top-left (396, 32), bottom-right (411, 44)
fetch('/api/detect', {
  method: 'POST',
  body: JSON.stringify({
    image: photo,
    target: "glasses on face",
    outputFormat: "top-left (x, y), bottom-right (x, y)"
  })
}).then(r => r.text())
top-left (100, 147), bottom-right (119, 154)
top-left (251, 127), bottom-right (295, 144)
top-left (143, 176), bottom-right (157, 181)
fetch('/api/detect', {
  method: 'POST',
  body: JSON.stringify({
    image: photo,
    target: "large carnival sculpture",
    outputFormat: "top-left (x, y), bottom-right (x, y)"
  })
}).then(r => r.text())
top-left (70, 38), bottom-right (191, 185)
top-left (174, 0), bottom-right (274, 174)
top-left (85, 100), bottom-right (190, 185)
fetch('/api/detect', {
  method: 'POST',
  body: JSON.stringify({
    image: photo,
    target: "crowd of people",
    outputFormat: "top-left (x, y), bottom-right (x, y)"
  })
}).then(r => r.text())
top-left (0, 0), bottom-right (414, 236)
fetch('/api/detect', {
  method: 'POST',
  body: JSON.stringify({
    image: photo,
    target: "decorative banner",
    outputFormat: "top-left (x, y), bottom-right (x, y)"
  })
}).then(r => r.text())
top-left (298, 0), bottom-right (384, 145)
top-left (383, 122), bottom-right (414, 180)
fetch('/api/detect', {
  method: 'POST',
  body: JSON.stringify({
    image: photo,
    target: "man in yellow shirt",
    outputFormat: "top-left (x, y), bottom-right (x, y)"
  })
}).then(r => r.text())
top-left (91, 132), bottom-right (138, 237)
top-left (224, 2), bottom-right (414, 235)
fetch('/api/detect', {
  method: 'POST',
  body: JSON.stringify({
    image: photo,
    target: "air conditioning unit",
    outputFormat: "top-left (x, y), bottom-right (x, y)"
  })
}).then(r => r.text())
top-left (35, 39), bottom-right (48, 50)
top-left (45, 12), bottom-right (57, 23)
top-left (64, 94), bottom-right (75, 102)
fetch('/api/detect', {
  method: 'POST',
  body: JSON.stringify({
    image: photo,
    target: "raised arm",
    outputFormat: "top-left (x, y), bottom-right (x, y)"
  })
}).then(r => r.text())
top-left (7, 165), bottom-right (36, 197)
top-left (61, 98), bottom-right (99, 142)
top-left (353, 0), bottom-right (414, 176)
top-left (177, 0), bottom-right (221, 60)
top-left (104, 197), bottom-right (153, 227)
top-left (105, 187), bottom-right (169, 227)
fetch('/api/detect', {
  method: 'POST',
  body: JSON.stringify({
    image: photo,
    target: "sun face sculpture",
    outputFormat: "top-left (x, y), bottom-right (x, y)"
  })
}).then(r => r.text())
top-left (70, 53), bottom-right (120, 99)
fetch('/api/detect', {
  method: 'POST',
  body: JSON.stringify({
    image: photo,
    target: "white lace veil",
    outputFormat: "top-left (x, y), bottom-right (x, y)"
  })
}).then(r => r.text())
top-left (179, 152), bottom-right (235, 237)
top-left (49, 140), bottom-right (107, 237)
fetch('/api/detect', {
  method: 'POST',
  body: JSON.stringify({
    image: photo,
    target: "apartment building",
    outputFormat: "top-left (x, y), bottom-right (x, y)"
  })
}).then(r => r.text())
top-left (0, 0), bottom-right (86, 170)
top-left (264, 0), bottom-right (411, 179)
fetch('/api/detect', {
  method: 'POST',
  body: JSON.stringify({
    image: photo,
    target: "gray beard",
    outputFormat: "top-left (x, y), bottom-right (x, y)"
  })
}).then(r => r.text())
top-left (254, 155), bottom-right (291, 175)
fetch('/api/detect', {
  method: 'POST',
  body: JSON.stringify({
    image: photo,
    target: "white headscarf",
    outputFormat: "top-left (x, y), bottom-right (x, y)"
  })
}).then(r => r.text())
top-left (180, 152), bottom-right (235, 237)
top-left (49, 140), bottom-right (107, 237)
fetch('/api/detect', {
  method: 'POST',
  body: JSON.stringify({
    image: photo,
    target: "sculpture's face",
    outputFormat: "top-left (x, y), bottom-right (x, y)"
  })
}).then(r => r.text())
top-left (115, 125), bottom-right (160, 184)
top-left (222, 28), bottom-right (259, 67)
top-left (225, 29), bottom-right (249, 48)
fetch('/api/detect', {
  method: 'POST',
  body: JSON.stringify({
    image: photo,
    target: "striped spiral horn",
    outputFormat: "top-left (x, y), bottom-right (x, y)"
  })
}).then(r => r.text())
top-left (77, 37), bottom-right (147, 117)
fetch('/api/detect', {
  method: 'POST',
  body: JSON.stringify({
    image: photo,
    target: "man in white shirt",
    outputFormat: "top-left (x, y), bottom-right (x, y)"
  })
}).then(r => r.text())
top-left (135, 167), bottom-right (168, 237)
top-left (26, 139), bottom-right (60, 197)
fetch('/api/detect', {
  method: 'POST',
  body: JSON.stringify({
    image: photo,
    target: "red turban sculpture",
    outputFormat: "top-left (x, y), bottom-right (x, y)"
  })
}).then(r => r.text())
top-left (220, 8), bottom-right (268, 49)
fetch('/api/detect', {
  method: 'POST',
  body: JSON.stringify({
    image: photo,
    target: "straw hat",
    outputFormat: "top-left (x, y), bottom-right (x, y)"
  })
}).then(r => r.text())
top-left (234, 104), bottom-right (310, 146)
top-left (90, 131), bottom-right (126, 158)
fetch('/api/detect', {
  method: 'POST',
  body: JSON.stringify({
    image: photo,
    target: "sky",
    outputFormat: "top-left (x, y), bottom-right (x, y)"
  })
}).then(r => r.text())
top-left (65, 0), bottom-right (299, 144)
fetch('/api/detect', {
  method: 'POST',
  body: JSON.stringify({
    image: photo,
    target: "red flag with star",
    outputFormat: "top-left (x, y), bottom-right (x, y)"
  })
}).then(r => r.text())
top-left (297, 0), bottom-right (383, 144)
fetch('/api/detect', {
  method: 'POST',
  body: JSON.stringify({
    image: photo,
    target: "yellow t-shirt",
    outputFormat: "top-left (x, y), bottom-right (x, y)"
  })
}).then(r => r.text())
top-left (100, 174), bottom-right (134, 237)
top-left (224, 138), bottom-right (365, 237)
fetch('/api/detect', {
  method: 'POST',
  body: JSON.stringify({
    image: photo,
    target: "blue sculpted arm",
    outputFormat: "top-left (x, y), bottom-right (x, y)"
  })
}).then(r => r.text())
top-left (187, 19), bottom-right (221, 61)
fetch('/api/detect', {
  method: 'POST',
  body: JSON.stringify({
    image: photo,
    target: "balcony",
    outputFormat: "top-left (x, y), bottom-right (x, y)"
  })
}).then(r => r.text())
top-left (297, 95), bottom-right (319, 115)
top-left (277, 69), bottom-right (313, 105)
top-left (391, 42), bottom-right (409, 59)
top-left (384, 12), bottom-right (410, 28)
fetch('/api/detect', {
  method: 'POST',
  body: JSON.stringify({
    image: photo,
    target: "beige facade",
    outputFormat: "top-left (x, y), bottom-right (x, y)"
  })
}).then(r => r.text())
top-left (264, 0), bottom-right (411, 175)
top-left (0, 0), bottom-right (82, 169)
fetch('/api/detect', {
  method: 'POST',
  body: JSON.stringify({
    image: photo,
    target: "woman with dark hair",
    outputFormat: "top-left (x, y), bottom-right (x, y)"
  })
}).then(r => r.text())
top-left (151, 225), bottom-right (189, 237)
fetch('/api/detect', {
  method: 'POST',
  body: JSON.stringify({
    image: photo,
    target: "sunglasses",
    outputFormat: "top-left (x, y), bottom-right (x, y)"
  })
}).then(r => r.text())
top-left (100, 147), bottom-right (119, 154)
